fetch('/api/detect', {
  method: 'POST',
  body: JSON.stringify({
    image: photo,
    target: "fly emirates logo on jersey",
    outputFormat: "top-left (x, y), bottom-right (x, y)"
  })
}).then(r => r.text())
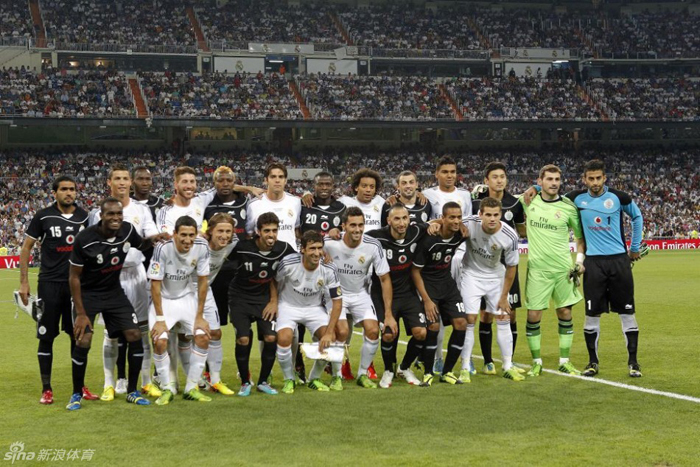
top-left (165, 268), bottom-right (190, 281)
top-left (292, 278), bottom-right (325, 297)
top-left (529, 215), bottom-right (559, 231)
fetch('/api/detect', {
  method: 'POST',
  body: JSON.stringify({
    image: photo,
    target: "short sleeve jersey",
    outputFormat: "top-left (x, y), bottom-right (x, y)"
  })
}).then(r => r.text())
top-left (133, 194), bottom-right (164, 223)
top-left (300, 200), bottom-right (346, 235)
top-left (520, 194), bottom-right (583, 272)
top-left (472, 191), bottom-right (525, 230)
top-left (367, 224), bottom-right (428, 297)
top-left (204, 193), bottom-right (248, 236)
top-left (381, 198), bottom-right (432, 227)
top-left (191, 239), bottom-right (237, 287)
top-left (25, 203), bottom-right (89, 282)
top-left (156, 188), bottom-right (217, 234)
top-left (69, 222), bottom-right (144, 295)
top-left (422, 187), bottom-right (472, 220)
top-left (413, 231), bottom-right (465, 285)
top-left (275, 253), bottom-right (342, 308)
top-left (338, 195), bottom-right (385, 232)
top-left (245, 193), bottom-right (301, 250)
top-left (228, 239), bottom-right (295, 304)
top-left (461, 216), bottom-right (519, 280)
top-left (147, 238), bottom-right (210, 300)
top-left (323, 234), bottom-right (390, 295)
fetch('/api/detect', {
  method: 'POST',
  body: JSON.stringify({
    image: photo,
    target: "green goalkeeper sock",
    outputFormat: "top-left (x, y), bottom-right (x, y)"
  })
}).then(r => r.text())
top-left (526, 321), bottom-right (541, 360)
top-left (558, 318), bottom-right (574, 359)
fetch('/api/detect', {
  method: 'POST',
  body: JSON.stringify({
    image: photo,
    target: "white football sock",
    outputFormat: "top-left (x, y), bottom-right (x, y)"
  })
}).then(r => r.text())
top-left (276, 345), bottom-right (294, 381)
top-left (208, 339), bottom-right (223, 384)
top-left (184, 344), bottom-right (208, 393)
top-left (140, 331), bottom-right (152, 386)
top-left (102, 333), bottom-right (118, 388)
top-left (496, 320), bottom-right (513, 370)
top-left (153, 352), bottom-right (171, 389)
top-left (461, 323), bottom-right (475, 370)
top-left (358, 335), bottom-right (379, 376)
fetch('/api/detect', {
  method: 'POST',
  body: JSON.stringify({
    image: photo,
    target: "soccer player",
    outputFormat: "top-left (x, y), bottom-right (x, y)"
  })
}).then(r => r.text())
top-left (411, 202), bottom-right (468, 385)
top-left (567, 159), bottom-right (644, 377)
top-left (246, 163), bottom-right (301, 249)
top-left (421, 155), bottom-right (472, 374)
top-left (460, 198), bottom-right (524, 382)
top-left (148, 216), bottom-right (212, 404)
top-left (367, 204), bottom-right (432, 388)
top-left (19, 175), bottom-right (91, 405)
top-left (521, 165), bottom-right (586, 377)
top-left (300, 171), bottom-right (346, 236)
top-left (324, 207), bottom-right (393, 389)
top-left (68, 197), bottom-right (153, 410)
top-left (202, 166), bottom-right (248, 384)
top-left (88, 164), bottom-right (166, 401)
top-left (197, 213), bottom-right (239, 395)
top-left (157, 166), bottom-right (217, 234)
top-left (381, 170), bottom-right (432, 226)
top-left (229, 213), bottom-right (295, 396)
top-left (338, 168), bottom-right (385, 232)
top-left (275, 231), bottom-right (343, 394)
top-left (131, 166), bottom-right (164, 221)
top-left (473, 162), bottom-right (526, 375)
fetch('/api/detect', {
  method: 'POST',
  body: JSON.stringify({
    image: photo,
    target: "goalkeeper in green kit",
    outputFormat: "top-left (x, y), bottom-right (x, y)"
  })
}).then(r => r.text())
top-left (521, 165), bottom-right (586, 376)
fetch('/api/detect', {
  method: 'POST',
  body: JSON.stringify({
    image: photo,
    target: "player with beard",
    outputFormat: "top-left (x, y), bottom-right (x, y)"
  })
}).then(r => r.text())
top-left (382, 171), bottom-right (432, 226)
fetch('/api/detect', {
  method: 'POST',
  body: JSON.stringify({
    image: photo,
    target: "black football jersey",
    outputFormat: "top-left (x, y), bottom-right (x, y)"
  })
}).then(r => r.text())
top-left (228, 239), bottom-right (295, 304)
top-left (204, 193), bottom-right (248, 236)
top-left (381, 199), bottom-right (432, 228)
top-left (25, 203), bottom-right (90, 282)
top-left (413, 232), bottom-right (465, 284)
top-left (367, 224), bottom-right (428, 297)
top-left (69, 221), bottom-right (144, 294)
top-left (472, 191), bottom-right (524, 231)
top-left (300, 200), bottom-right (346, 235)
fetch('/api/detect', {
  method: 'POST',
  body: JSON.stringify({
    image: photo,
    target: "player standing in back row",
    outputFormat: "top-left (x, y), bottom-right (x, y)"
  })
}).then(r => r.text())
top-left (567, 160), bottom-right (644, 378)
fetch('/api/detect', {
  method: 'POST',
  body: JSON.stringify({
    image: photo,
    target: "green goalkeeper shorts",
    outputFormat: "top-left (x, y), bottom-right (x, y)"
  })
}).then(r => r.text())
top-left (525, 268), bottom-right (583, 311)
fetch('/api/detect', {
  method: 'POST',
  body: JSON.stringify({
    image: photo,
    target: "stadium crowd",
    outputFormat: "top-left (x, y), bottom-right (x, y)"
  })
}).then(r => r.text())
top-left (41, 0), bottom-right (195, 50)
top-left (140, 71), bottom-right (301, 119)
top-left (0, 67), bottom-right (135, 118)
top-left (2, 147), bottom-right (698, 255)
top-left (298, 74), bottom-right (453, 121)
top-left (0, 0), bottom-right (33, 42)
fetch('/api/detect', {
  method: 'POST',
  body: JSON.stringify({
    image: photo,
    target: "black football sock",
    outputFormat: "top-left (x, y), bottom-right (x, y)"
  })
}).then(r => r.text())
top-left (381, 337), bottom-right (397, 372)
top-left (443, 329), bottom-right (466, 374)
top-left (127, 338), bottom-right (144, 393)
top-left (399, 337), bottom-right (421, 371)
top-left (258, 341), bottom-right (277, 385)
top-left (116, 334), bottom-right (127, 380)
top-left (421, 329), bottom-right (439, 376)
top-left (510, 322), bottom-right (518, 358)
top-left (235, 341), bottom-right (252, 384)
top-left (71, 345), bottom-right (90, 395)
top-left (38, 339), bottom-right (54, 391)
top-left (479, 322), bottom-right (493, 365)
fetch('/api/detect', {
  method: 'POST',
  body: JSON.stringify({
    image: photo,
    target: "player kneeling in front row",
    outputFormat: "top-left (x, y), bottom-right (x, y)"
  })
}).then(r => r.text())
top-left (275, 231), bottom-right (343, 394)
top-left (460, 198), bottom-right (524, 382)
top-left (68, 197), bottom-right (155, 410)
top-left (324, 207), bottom-right (393, 390)
top-left (149, 216), bottom-right (213, 405)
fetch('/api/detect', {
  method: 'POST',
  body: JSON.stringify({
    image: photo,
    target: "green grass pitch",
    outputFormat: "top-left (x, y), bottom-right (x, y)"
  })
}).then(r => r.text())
top-left (0, 250), bottom-right (699, 466)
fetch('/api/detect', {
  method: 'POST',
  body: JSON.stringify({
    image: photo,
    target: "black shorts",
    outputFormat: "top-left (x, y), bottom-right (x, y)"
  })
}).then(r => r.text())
top-left (373, 292), bottom-right (427, 336)
top-left (36, 281), bottom-right (73, 341)
top-left (480, 270), bottom-right (521, 311)
top-left (230, 300), bottom-right (276, 338)
top-left (426, 281), bottom-right (467, 326)
top-left (211, 269), bottom-right (235, 326)
top-left (78, 292), bottom-right (139, 338)
top-left (583, 254), bottom-right (635, 316)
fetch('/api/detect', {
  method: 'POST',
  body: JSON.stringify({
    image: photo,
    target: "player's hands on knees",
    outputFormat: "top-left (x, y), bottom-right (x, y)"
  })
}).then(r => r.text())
top-left (318, 332), bottom-right (333, 351)
top-left (151, 321), bottom-right (168, 342)
top-left (301, 193), bottom-right (315, 208)
top-left (18, 283), bottom-right (30, 306)
top-left (194, 316), bottom-right (211, 338)
top-left (424, 300), bottom-right (439, 323)
top-left (262, 301), bottom-right (278, 321)
top-left (73, 315), bottom-right (91, 342)
top-left (384, 315), bottom-right (398, 336)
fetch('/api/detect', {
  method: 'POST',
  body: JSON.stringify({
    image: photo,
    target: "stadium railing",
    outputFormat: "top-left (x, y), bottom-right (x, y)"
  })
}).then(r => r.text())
top-left (370, 48), bottom-right (489, 59)
top-left (53, 42), bottom-right (198, 54)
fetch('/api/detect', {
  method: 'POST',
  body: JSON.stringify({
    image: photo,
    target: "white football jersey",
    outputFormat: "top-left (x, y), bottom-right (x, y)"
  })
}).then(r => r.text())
top-left (276, 253), bottom-right (342, 308)
top-left (156, 189), bottom-right (216, 234)
top-left (148, 238), bottom-right (210, 299)
top-left (196, 240), bottom-right (237, 285)
top-left (246, 193), bottom-right (301, 250)
top-left (461, 215), bottom-right (519, 280)
top-left (422, 187), bottom-right (472, 220)
top-left (89, 199), bottom-right (159, 268)
top-left (323, 234), bottom-right (389, 294)
top-left (338, 195), bottom-right (384, 231)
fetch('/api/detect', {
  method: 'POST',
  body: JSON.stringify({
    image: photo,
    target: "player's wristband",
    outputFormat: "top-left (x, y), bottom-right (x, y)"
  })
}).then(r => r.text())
top-left (576, 253), bottom-right (585, 264)
top-left (155, 316), bottom-right (166, 322)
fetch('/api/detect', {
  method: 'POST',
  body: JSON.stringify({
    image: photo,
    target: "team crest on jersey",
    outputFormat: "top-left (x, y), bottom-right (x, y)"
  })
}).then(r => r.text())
top-left (259, 270), bottom-right (268, 278)
top-left (491, 243), bottom-right (499, 251)
top-left (373, 205), bottom-right (379, 212)
top-left (604, 199), bottom-right (614, 209)
top-left (317, 279), bottom-right (325, 288)
top-left (79, 225), bottom-right (85, 231)
top-left (410, 243), bottom-right (416, 253)
top-left (421, 212), bottom-right (428, 222)
top-left (504, 211), bottom-right (513, 221)
top-left (123, 242), bottom-right (130, 252)
top-left (272, 261), bottom-right (279, 270)
top-left (150, 262), bottom-right (161, 275)
top-left (132, 218), bottom-right (140, 226)
top-left (240, 210), bottom-right (246, 220)
top-left (554, 211), bottom-right (562, 219)
top-left (398, 254), bottom-right (407, 264)
top-left (333, 217), bottom-right (340, 227)
top-left (195, 209), bottom-right (202, 216)
top-left (358, 255), bottom-right (366, 264)
top-left (191, 259), bottom-right (197, 267)
top-left (288, 209), bottom-right (294, 218)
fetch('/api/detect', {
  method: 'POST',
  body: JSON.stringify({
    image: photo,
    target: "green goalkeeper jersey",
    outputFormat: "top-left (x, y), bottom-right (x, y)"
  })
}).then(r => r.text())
top-left (520, 193), bottom-right (583, 272)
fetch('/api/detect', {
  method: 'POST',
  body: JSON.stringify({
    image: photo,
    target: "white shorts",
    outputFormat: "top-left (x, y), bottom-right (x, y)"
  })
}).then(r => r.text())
top-left (149, 293), bottom-right (199, 336)
top-left (201, 288), bottom-right (221, 331)
top-left (120, 265), bottom-right (150, 323)
top-left (276, 303), bottom-right (330, 336)
top-left (460, 274), bottom-right (504, 315)
top-left (340, 292), bottom-right (377, 326)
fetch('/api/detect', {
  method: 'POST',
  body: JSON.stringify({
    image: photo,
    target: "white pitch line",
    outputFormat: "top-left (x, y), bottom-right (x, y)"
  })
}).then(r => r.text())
top-left (352, 330), bottom-right (700, 404)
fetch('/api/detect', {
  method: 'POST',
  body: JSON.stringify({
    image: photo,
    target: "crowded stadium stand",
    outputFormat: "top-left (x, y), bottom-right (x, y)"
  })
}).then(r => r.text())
top-left (0, 0), bottom-right (34, 45)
